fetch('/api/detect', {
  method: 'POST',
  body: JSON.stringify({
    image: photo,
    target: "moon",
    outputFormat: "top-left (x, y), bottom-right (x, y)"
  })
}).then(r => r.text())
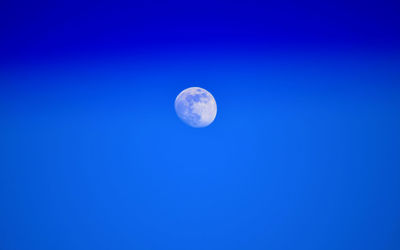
top-left (175, 87), bottom-right (217, 128)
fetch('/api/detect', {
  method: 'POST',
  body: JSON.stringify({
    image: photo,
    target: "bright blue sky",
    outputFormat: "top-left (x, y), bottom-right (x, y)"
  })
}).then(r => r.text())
top-left (1, 1), bottom-right (400, 250)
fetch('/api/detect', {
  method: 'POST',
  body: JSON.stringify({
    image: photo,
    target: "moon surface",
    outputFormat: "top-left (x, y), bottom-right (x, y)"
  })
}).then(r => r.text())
top-left (175, 87), bottom-right (217, 128)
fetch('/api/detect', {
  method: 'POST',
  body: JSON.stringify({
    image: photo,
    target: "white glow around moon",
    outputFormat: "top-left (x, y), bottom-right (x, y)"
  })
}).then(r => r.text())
top-left (175, 87), bottom-right (217, 128)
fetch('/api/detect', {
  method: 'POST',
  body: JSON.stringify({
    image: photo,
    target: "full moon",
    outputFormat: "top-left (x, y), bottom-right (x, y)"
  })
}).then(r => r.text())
top-left (175, 87), bottom-right (217, 128)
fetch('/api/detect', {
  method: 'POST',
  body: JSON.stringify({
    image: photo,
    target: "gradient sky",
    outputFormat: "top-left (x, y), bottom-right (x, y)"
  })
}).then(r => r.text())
top-left (1, 1), bottom-right (400, 250)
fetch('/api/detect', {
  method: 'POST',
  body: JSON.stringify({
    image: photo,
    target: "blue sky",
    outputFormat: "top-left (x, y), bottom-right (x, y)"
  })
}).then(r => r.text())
top-left (1, 1), bottom-right (400, 250)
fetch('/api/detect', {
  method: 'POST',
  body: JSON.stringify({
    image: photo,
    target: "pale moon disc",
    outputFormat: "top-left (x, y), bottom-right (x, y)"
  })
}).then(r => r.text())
top-left (174, 87), bottom-right (217, 128)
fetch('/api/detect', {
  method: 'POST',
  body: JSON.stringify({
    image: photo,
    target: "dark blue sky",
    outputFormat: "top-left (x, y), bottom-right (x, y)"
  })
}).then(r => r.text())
top-left (2, 0), bottom-right (400, 63)
top-left (1, 1), bottom-right (400, 250)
